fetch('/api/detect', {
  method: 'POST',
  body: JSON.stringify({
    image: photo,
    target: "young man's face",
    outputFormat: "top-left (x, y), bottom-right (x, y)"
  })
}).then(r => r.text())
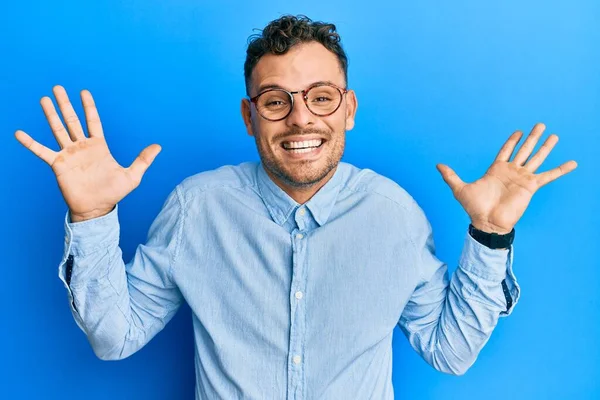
top-left (242, 41), bottom-right (357, 190)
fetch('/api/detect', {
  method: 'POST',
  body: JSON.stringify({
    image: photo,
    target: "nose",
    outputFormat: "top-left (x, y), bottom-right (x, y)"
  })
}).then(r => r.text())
top-left (285, 92), bottom-right (316, 128)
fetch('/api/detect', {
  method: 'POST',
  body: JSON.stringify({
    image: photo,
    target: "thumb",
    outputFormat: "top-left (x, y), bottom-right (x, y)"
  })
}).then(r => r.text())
top-left (127, 144), bottom-right (162, 184)
top-left (436, 163), bottom-right (465, 194)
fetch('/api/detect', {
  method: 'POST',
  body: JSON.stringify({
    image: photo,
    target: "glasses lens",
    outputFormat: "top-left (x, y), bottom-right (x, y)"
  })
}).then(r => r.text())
top-left (256, 90), bottom-right (291, 120)
top-left (306, 85), bottom-right (342, 115)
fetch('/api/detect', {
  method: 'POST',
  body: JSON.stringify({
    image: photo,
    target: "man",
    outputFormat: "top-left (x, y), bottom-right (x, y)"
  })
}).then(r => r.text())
top-left (15, 15), bottom-right (576, 400)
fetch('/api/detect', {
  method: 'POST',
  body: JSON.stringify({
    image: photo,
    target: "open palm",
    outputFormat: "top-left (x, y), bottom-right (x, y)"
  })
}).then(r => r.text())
top-left (437, 123), bottom-right (577, 234)
top-left (15, 85), bottom-right (161, 222)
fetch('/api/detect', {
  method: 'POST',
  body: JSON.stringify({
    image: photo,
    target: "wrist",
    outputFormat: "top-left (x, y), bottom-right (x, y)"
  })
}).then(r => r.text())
top-left (470, 220), bottom-right (513, 235)
top-left (69, 206), bottom-right (115, 223)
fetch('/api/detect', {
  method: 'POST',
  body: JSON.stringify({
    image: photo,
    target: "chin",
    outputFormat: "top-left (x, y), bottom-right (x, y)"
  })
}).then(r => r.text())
top-left (280, 163), bottom-right (335, 188)
top-left (259, 140), bottom-right (343, 188)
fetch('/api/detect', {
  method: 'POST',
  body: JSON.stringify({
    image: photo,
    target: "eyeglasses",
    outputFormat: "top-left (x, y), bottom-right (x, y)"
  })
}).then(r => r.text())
top-left (249, 82), bottom-right (348, 122)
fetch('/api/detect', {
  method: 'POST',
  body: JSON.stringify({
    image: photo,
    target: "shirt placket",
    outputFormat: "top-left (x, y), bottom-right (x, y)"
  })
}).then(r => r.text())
top-left (287, 206), bottom-right (309, 400)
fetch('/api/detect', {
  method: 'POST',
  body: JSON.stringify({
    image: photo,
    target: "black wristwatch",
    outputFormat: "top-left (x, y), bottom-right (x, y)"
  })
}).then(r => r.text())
top-left (468, 224), bottom-right (515, 249)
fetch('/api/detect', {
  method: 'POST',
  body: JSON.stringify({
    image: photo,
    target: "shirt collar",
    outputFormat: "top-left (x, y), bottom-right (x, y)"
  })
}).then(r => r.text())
top-left (256, 162), bottom-right (345, 227)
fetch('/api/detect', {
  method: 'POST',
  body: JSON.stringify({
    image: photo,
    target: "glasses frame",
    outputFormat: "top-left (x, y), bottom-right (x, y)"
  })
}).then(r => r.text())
top-left (249, 82), bottom-right (348, 122)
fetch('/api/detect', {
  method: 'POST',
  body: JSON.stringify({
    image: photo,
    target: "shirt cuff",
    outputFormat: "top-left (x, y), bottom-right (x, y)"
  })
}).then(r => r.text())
top-left (63, 204), bottom-right (120, 259)
top-left (58, 205), bottom-right (120, 332)
top-left (458, 229), bottom-right (521, 316)
top-left (459, 229), bottom-right (511, 282)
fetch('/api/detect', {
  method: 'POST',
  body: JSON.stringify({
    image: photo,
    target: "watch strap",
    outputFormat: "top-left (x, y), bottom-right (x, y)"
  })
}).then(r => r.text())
top-left (468, 224), bottom-right (515, 249)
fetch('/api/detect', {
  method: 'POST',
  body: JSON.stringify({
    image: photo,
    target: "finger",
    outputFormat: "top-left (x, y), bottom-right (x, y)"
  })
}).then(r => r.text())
top-left (513, 122), bottom-right (546, 165)
top-left (40, 96), bottom-right (71, 149)
top-left (126, 144), bottom-right (162, 185)
top-left (436, 163), bottom-right (466, 194)
top-left (80, 89), bottom-right (104, 138)
top-left (535, 160), bottom-right (578, 188)
top-left (14, 130), bottom-right (58, 165)
top-left (53, 85), bottom-right (86, 141)
top-left (495, 130), bottom-right (524, 162)
top-left (524, 134), bottom-right (559, 173)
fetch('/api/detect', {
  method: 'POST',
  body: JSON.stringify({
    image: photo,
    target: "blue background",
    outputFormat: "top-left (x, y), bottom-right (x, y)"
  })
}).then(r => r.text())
top-left (2, 1), bottom-right (598, 399)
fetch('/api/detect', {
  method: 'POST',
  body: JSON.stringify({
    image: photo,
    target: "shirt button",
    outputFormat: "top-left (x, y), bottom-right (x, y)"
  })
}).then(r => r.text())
top-left (296, 233), bottom-right (304, 239)
top-left (293, 355), bottom-right (302, 364)
top-left (295, 291), bottom-right (303, 300)
top-left (299, 208), bottom-right (306, 216)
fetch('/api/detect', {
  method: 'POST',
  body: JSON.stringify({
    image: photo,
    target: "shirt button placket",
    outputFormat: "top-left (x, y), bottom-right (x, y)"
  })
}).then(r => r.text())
top-left (289, 207), bottom-right (307, 400)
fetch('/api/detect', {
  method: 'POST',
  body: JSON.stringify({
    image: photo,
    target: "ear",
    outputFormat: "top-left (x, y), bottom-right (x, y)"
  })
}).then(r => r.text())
top-left (241, 98), bottom-right (255, 137)
top-left (344, 90), bottom-right (358, 131)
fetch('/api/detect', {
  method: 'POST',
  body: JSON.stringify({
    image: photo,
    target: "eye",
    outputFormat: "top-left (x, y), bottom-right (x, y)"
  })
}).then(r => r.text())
top-left (260, 97), bottom-right (289, 110)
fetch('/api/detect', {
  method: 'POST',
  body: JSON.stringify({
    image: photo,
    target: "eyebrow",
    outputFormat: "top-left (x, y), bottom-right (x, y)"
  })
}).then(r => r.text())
top-left (255, 80), bottom-right (340, 95)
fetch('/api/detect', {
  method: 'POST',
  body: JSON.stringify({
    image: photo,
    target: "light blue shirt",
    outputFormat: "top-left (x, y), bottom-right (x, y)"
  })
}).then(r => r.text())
top-left (59, 161), bottom-right (520, 400)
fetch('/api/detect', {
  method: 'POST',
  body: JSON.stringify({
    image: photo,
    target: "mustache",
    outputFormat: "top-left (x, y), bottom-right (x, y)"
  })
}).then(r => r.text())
top-left (272, 127), bottom-right (332, 142)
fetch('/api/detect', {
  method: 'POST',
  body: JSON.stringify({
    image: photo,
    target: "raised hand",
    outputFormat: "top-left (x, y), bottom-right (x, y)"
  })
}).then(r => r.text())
top-left (15, 85), bottom-right (162, 222)
top-left (436, 123), bottom-right (577, 234)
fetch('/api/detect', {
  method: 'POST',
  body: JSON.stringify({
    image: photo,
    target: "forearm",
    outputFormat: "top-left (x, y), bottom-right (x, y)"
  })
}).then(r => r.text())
top-left (58, 203), bottom-right (182, 360)
top-left (399, 232), bottom-right (520, 375)
top-left (59, 207), bottom-right (141, 360)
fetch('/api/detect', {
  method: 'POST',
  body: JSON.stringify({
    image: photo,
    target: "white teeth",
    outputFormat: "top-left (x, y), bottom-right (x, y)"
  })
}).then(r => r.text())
top-left (282, 139), bottom-right (323, 149)
top-left (289, 147), bottom-right (316, 154)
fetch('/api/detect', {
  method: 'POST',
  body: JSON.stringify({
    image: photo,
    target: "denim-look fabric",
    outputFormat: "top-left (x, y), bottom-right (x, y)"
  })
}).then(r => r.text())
top-left (58, 161), bottom-right (520, 400)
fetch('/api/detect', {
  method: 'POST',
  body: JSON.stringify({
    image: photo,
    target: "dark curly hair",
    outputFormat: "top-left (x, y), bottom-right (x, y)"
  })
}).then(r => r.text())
top-left (244, 15), bottom-right (348, 95)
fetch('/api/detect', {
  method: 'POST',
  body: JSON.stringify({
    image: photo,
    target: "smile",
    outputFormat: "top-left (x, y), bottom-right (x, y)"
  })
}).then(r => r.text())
top-left (281, 139), bottom-right (324, 153)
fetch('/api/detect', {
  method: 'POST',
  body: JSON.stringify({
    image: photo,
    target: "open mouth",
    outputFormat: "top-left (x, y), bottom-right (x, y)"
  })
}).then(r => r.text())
top-left (280, 139), bottom-right (325, 154)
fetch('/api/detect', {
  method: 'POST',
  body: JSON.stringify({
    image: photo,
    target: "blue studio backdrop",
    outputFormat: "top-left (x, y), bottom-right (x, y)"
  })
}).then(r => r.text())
top-left (2, 1), bottom-right (598, 399)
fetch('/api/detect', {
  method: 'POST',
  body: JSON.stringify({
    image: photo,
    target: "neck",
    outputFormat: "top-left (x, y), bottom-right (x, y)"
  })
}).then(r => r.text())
top-left (264, 166), bottom-right (337, 204)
